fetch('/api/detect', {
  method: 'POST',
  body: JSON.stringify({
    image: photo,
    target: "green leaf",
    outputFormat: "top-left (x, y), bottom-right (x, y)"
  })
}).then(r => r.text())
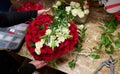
top-left (40, 35), bottom-right (48, 39)
top-left (39, 24), bottom-right (44, 30)
top-left (30, 42), bottom-right (35, 47)
top-left (45, 36), bottom-right (50, 44)
top-left (52, 59), bottom-right (58, 68)
top-left (90, 53), bottom-right (100, 59)
top-left (99, 26), bottom-right (105, 31)
top-left (105, 37), bottom-right (111, 47)
top-left (68, 59), bottom-right (75, 69)
top-left (64, 34), bottom-right (72, 38)
top-left (77, 47), bottom-right (82, 52)
top-left (109, 35), bottom-right (114, 42)
top-left (101, 34), bottom-right (106, 42)
top-left (118, 32), bottom-right (120, 39)
top-left (115, 41), bottom-right (120, 48)
top-left (105, 46), bottom-right (114, 54)
top-left (31, 18), bottom-right (35, 20)
top-left (51, 41), bottom-right (56, 50)
top-left (106, 28), bottom-right (115, 33)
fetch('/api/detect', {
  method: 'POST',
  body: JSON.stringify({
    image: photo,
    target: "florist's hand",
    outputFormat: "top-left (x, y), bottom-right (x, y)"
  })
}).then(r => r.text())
top-left (29, 60), bottom-right (48, 69)
top-left (37, 8), bottom-right (51, 16)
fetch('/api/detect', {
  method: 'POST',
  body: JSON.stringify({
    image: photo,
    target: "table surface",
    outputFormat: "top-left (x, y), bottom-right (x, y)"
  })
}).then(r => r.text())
top-left (18, 7), bottom-right (120, 74)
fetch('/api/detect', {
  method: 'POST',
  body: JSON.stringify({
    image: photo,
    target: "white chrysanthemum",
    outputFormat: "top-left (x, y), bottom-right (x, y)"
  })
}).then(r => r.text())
top-left (35, 48), bottom-right (41, 55)
top-left (62, 27), bottom-right (70, 34)
top-left (78, 10), bottom-right (85, 18)
top-left (53, 4), bottom-right (58, 8)
top-left (45, 29), bottom-right (52, 35)
top-left (75, 2), bottom-right (80, 8)
top-left (56, 1), bottom-right (62, 6)
top-left (78, 24), bottom-right (84, 29)
top-left (84, 9), bottom-right (89, 15)
top-left (35, 39), bottom-right (45, 55)
top-left (65, 6), bottom-right (71, 13)
top-left (58, 36), bottom-right (65, 43)
top-left (70, 1), bottom-right (76, 7)
top-left (71, 9), bottom-right (78, 16)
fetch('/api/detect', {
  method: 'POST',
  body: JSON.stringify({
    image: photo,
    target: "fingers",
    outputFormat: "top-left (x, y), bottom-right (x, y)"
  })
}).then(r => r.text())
top-left (37, 8), bottom-right (51, 16)
top-left (29, 60), bottom-right (48, 69)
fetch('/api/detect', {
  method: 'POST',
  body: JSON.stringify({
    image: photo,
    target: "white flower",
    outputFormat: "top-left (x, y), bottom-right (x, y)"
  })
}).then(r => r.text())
top-left (62, 27), bottom-right (70, 34)
top-left (78, 10), bottom-right (85, 18)
top-left (84, 9), bottom-right (89, 15)
top-left (45, 29), bottom-right (52, 35)
top-left (35, 48), bottom-right (41, 55)
top-left (71, 9), bottom-right (78, 16)
top-left (53, 4), bottom-right (58, 8)
top-left (56, 1), bottom-right (62, 6)
top-left (77, 8), bottom-right (82, 13)
top-left (78, 24), bottom-right (84, 29)
top-left (65, 6), bottom-right (71, 13)
top-left (58, 36), bottom-right (65, 42)
top-left (75, 2), bottom-right (80, 8)
top-left (70, 1), bottom-right (76, 7)
top-left (35, 39), bottom-right (45, 55)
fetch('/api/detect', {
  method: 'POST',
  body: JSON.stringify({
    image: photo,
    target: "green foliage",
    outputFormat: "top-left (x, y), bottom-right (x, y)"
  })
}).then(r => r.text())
top-left (39, 24), bottom-right (44, 30)
top-left (68, 25), bottom-right (87, 68)
top-left (105, 46), bottom-right (114, 54)
top-left (30, 42), bottom-right (35, 47)
top-left (52, 59), bottom-right (58, 68)
top-left (68, 59), bottom-right (76, 69)
top-left (90, 53), bottom-right (100, 59)
top-left (92, 18), bottom-right (119, 56)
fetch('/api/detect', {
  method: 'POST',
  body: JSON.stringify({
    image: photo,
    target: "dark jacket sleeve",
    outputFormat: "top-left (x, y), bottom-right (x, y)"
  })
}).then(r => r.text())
top-left (0, 10), bottom-right (37, 27)
top-left (18, 64), bottom-right (36, 74)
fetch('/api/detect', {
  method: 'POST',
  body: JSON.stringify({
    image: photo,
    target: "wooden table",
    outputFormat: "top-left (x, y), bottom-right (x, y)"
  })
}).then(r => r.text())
top-left (18, 7), bottom-right (120, 74)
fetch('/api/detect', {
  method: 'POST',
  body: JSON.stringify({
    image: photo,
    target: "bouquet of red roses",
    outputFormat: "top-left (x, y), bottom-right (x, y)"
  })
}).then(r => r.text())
top-left (18, 2), bottom-right (78, 61)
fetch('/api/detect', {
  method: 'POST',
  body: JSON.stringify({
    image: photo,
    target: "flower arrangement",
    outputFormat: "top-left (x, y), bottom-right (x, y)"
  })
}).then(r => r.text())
top-left (52, 0), bottom-right (89, 23)
top-left (18, 2), bottom-right (78, 61)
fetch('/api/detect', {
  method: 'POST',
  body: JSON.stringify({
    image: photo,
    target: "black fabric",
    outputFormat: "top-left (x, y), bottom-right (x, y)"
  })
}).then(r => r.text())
top-left (18, 64), bottom-right (36, 74)
top-left (0, 50), bottom-right (20, 74)
top-left (0, 0), bottom-right (11, 12)
top-left (0, 50), bottom-right (35, 74)
top-left (0, 10), bottom-right (37, 27)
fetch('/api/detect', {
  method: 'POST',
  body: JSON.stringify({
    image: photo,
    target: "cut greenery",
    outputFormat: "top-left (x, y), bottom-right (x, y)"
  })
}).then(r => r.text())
top-left (90, 18), bottom-right (120, 59)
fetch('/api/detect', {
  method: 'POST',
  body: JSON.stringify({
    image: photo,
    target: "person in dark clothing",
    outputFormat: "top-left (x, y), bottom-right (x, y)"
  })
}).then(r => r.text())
top-left (0, 8), bottom-right (50, 74)
top-left (0, 8), bottom-right (50, 27)
top-left (0, 0), bottom-right (11, 12)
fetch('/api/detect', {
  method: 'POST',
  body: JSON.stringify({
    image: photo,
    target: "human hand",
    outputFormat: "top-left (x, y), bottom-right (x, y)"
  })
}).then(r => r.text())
top-left (37, 8), bottom-right (51, 16)
top-left (29, 60), bottom-right (48, 69)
